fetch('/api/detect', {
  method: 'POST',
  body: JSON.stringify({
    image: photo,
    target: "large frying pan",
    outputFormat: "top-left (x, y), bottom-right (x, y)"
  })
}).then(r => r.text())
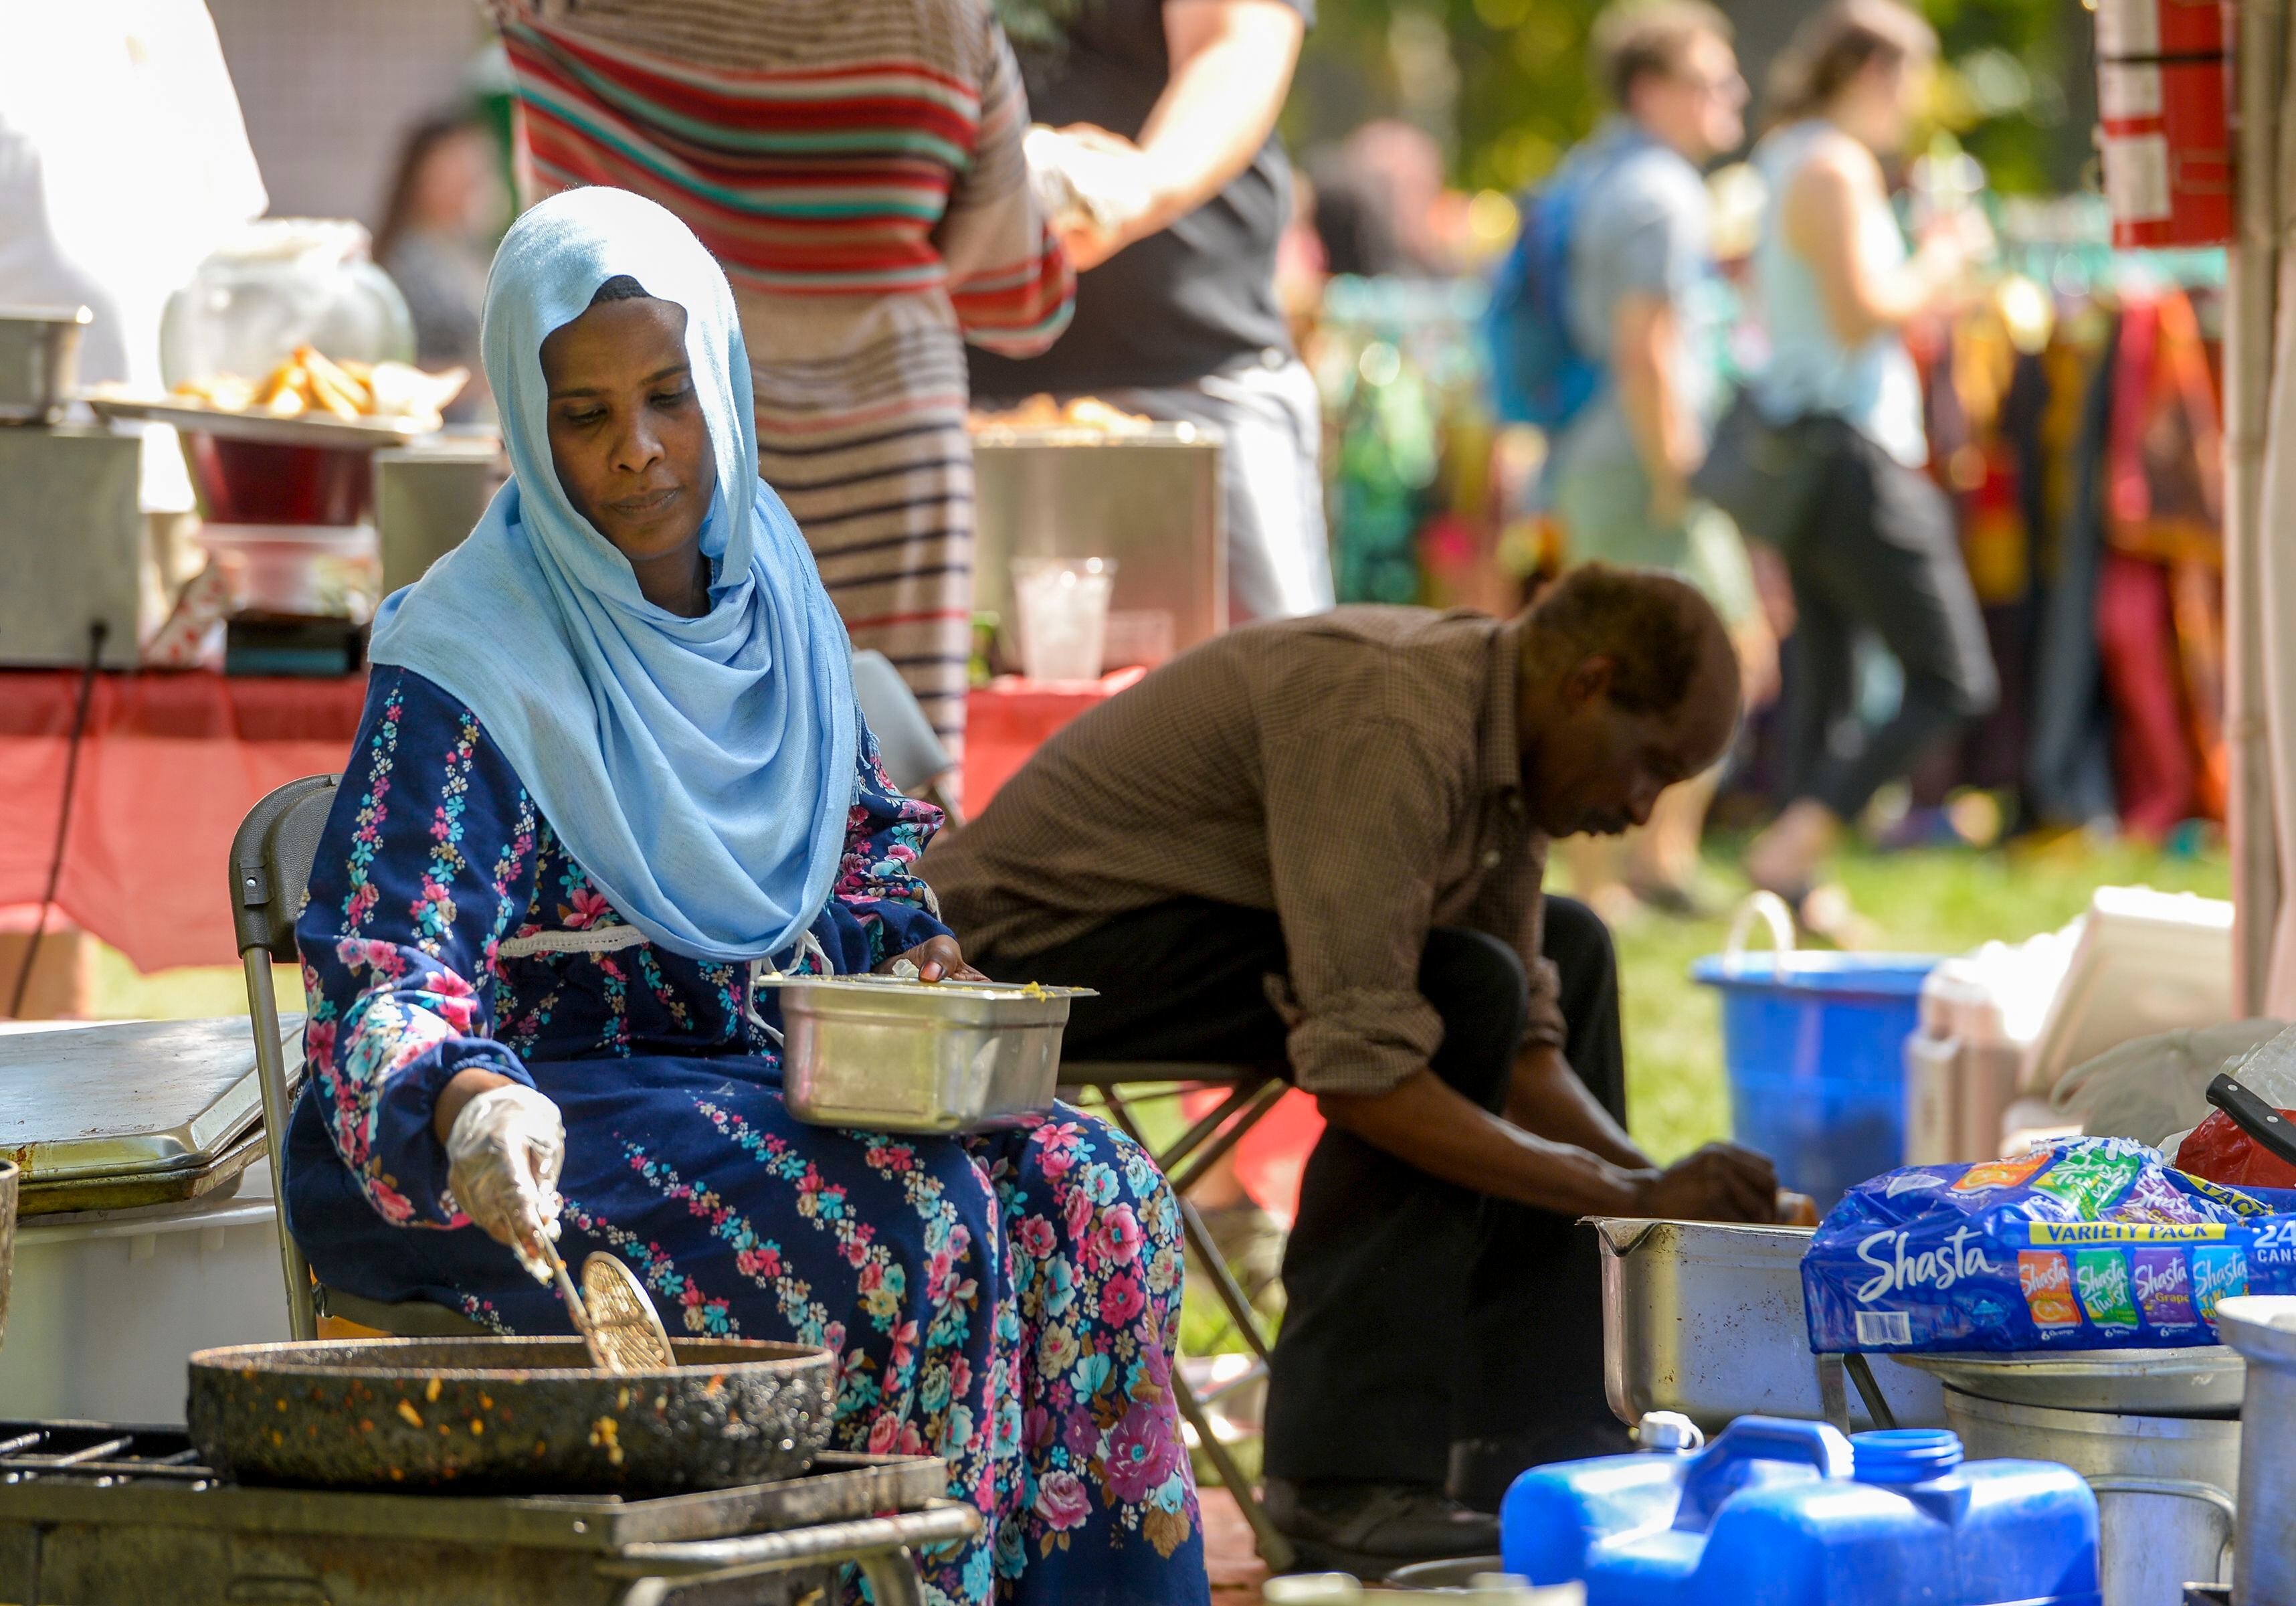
top-left (187, 1337), bottom-right (834, 1494)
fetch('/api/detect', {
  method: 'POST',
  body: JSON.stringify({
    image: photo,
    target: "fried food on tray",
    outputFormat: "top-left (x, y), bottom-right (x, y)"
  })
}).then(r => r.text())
top-left (175, 372), bottom-right (257, 413)
top-left (968, 393), bottom-right (1156, 434)
top-left (171, 345), bottom-right (470, 430)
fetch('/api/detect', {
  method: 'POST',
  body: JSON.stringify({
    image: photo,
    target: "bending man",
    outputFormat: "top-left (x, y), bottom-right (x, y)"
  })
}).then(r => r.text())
top-left (925, 566), bottom-right (1782, 1577)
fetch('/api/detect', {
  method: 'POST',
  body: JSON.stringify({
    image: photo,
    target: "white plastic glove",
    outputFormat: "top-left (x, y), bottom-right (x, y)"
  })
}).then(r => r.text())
top-left (444, 1083), bottom-right (566, 1284)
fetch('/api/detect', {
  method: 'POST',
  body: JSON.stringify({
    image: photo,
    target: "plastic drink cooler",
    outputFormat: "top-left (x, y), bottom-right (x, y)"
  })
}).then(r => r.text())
top-left (1500, 1416), bottom-right (2100, 1606)
top-left (1693, 897), bottom-right (1938, 1209)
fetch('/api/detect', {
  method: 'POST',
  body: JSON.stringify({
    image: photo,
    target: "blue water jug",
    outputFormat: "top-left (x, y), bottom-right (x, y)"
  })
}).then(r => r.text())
top-left (1499, 1417), bottom-right (2099, 1606)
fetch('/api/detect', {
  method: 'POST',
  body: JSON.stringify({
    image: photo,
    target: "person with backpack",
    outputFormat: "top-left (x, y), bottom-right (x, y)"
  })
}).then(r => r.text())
top-left (1738, 0), bottom-right (1995, 915)
top-left (1491, 0), bottom-right (1773, 917)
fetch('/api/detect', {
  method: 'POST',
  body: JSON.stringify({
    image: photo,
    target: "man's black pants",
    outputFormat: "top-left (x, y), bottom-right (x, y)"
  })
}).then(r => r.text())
top-left (975, 895), bottom-right (1628, 1490)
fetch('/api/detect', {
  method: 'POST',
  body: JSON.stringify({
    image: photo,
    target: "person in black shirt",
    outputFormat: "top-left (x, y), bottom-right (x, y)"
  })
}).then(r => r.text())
top-left (972, 0), bottom-right (1332, 622)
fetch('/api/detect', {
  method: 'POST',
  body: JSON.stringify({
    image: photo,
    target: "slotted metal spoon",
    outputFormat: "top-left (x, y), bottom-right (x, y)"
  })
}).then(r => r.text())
top-left (578, 1250), bottom-right (676, 1371)
top-left (537, 1238), bottom-right (676, 1372)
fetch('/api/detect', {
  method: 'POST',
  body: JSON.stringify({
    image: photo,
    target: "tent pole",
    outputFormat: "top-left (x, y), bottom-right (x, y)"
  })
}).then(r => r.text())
top-left (2227, 0), bottom-right (2285, 1015)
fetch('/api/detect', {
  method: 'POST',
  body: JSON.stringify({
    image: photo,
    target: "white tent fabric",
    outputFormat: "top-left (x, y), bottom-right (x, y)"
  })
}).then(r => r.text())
top-left (0, 1), bottom-right (266, 511)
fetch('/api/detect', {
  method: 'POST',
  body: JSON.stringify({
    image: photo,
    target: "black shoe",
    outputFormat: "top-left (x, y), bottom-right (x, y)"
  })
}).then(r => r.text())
top-left (1262, 1477), bottom-right (1501, 1580)
top-left (1447, 1422), bottom-right (1635, 1513)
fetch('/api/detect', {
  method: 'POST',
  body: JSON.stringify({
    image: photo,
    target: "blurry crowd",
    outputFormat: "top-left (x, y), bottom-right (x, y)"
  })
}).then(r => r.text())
top-left (35, 0), bottom-right (2217, 933)
top-left (1274, 0), bottom-right (2226, 938)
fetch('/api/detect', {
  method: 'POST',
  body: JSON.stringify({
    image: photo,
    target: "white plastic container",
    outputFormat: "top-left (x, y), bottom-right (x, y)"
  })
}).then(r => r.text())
top-left (195, 521), bottom-right (378, 618)
top-left (1903, 928), bottom-right (2073, 1164)
top-left (2024, 887), bottom-right (2235, 1094)
top-left (0, 1172), bottom-right (292, 1424)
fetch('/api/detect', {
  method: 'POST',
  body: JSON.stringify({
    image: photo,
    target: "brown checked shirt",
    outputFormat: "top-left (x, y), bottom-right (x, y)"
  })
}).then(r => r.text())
top-left (923, 607), bottom-right (1563, 1097)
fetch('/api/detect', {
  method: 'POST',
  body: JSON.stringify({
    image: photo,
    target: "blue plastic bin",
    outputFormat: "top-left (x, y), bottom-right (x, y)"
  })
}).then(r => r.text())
top-left (1690, 948), bottom-right (1939, 1209)
top-left (1500, 1417), bottom-right (2100, 1606)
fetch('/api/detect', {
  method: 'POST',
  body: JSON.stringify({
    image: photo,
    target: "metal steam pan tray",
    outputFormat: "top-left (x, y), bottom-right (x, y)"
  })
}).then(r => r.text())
top-left (0, 1016), bottom-right (301, 1183)
top-left (1596, 1215), bottom-right (1947, 1432)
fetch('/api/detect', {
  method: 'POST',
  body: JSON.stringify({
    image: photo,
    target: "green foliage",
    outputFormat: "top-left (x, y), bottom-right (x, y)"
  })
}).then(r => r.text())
top-left (1293, 0), bottom-right (2089, 195)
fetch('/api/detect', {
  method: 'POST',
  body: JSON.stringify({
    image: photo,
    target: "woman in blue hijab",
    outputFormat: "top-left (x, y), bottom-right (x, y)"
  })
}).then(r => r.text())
top-left (287, 189), bottom-right (1208, 1606)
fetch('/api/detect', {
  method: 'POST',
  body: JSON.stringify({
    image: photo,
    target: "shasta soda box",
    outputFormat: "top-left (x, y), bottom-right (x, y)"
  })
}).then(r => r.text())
top-left (1802, 1137), bottom-right (2296, 1352)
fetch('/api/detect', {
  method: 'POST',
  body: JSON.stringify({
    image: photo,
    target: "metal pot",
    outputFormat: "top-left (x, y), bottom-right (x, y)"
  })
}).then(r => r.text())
top-left (1594, 1217), bottom-right (1944, 1431)
top-left (0, 307), bottom-right (88, 424)
top-left (1942, 1387), bottom-right (2241, 1494)
top-left (1899, 1348), bottom-right (2248, 1418)
top-left (187, 1336), bottom-right (834, 1494)
top-left (2213, 1296), bottom-right (2296, 1606)
top-left (2089, 1477), bottom-right (2235, 1606)
top-left (970, 425), bottom-right (1226, 671)
top-left (1944, 1387), bottom-right (2240, 1606)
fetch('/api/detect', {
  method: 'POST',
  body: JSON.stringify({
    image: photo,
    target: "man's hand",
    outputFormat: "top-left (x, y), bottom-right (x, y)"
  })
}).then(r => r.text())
top-left (1054, 0), bottom-right (1303, 271)
top-left (1031, 124), bottom-right (1158, 271)
top-left (876, 934), bottom-right (987, 982)
top-left (1634, 1141), bottom-right (1780, 1223)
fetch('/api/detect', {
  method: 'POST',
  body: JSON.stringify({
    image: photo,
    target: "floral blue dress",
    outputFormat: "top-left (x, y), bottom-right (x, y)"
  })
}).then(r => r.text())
top-left (284, 666), bottom-right (1208, 1606)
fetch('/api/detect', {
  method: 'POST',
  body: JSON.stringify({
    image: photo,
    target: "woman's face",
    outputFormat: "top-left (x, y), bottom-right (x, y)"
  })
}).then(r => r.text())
top-left (539, 296), bottom-right (719, 574)
top-left (414, 128), bottom-right (504, 237)
top-left (1857, 54), bottom-right (1927, 153)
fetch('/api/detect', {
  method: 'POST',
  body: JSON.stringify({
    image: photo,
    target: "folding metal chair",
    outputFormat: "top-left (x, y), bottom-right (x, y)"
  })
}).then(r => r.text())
top-left (1059, 1059), bottom-right (1298, 1570)
top-left (852, 648), bottom-right (963, 826)
top-left (230, 772), bottom-right (488, 1342)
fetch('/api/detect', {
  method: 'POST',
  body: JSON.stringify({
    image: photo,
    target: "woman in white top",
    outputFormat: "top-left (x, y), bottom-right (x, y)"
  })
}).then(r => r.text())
top-left (1740, 0), bottom-right (1998, 913)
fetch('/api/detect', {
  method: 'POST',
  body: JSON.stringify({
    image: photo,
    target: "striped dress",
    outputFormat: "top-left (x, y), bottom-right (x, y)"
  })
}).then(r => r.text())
top-left (491, 0), bottom-right (1074, 768)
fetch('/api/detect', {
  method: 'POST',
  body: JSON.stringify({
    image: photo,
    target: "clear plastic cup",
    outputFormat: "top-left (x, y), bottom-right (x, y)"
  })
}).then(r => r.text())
top-left (1012, 557), bottom-right (1117, 684)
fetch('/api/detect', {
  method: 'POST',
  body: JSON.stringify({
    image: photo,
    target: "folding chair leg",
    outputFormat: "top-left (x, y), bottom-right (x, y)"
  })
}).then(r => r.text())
top-left (1094, 1084), bottom-right (1155, 1149)
top-left (1175, 1194), bottom-right (1274, 1368)
top-left (1096, 1083), bottom-right (1284, 1366)
top-left (1169, 1078), bottom-right (1290, 1196)
top-left (1145, 1081), bottom-right (1261, 1175)
top-left (244, 952), bottom-right (318, 1342)
top-left (1171, 1362), bottom-right (1296, 1572)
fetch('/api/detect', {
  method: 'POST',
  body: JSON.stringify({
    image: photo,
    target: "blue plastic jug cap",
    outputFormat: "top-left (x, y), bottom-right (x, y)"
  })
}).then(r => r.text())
top-left (1850, 1429), bottom-right (1964, 1484)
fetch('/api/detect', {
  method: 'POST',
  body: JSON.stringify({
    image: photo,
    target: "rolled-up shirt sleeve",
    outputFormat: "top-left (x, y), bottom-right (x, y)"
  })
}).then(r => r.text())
top-left (1260, 720), bottom-right (1465, 1097)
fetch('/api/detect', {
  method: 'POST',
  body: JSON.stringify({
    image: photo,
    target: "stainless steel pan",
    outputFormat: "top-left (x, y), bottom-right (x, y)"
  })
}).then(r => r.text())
top-left (0, 307), bottom-right (89, 424)
top-left (769, 976), bottom-right (1094, 1132)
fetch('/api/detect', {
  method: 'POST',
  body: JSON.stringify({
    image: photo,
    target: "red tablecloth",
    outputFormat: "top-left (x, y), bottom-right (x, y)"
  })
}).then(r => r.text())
top-left (0, 670), bottom-right (370, 972)
top-left (963, 669), bottom-right (1143, 812)
top-left (1, 666), bottom-right (1139, 974)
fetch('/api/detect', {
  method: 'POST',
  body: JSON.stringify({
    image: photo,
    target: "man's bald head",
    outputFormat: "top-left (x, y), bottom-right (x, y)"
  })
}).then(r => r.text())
top-left (1515, 563), bottom-right (1741, 837)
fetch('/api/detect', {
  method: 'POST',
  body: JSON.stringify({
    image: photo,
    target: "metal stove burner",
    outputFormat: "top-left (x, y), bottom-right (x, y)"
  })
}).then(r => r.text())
top-left (0, 1421), bottom-right (217, 1488)
top-left (0, 1419), bottom-right (973, 1605)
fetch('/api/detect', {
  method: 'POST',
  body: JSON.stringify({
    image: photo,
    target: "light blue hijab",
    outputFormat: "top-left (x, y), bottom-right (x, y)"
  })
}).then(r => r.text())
top-left (369, 187), bottom-right (858, 963)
